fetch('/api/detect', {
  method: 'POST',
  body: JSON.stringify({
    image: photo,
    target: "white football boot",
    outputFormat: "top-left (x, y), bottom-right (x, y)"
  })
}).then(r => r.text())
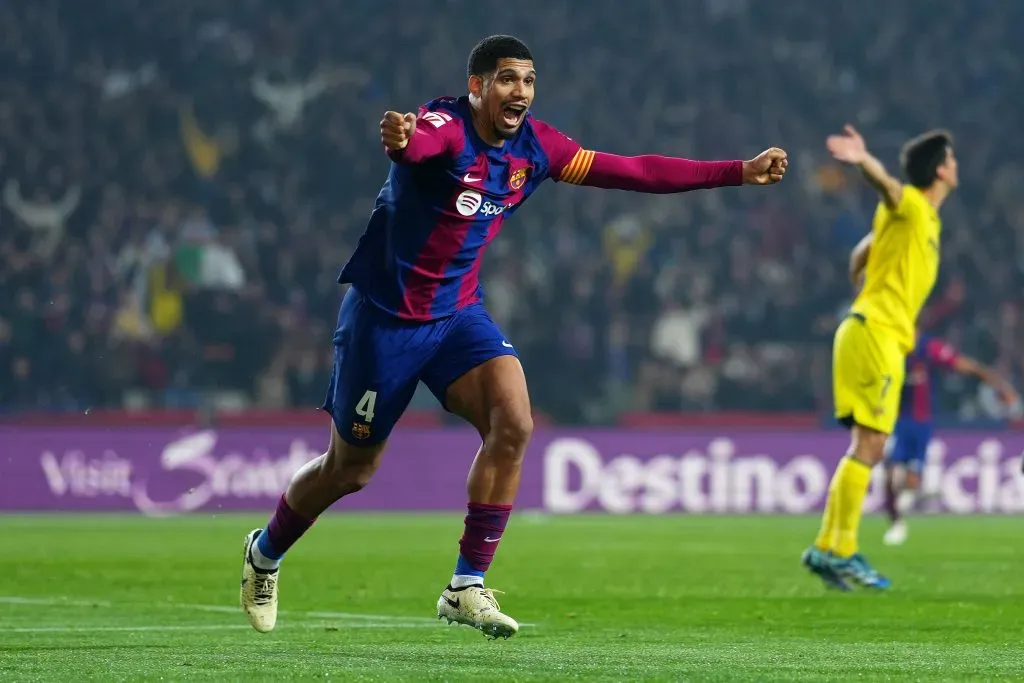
top-left (883, 520), bottom-right (908, 546)
top-left (437, 584), bottom-right (519, 640)
top-left (240, 528), bottom-right (279, 633)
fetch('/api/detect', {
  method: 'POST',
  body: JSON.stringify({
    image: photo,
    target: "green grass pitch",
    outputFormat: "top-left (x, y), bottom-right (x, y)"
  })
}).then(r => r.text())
top-left (1, 514), bottom-right (1022, 681)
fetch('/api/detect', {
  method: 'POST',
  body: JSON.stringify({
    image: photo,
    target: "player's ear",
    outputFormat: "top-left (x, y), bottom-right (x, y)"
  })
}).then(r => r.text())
top-left (468, 74), bottom-right (484, 99)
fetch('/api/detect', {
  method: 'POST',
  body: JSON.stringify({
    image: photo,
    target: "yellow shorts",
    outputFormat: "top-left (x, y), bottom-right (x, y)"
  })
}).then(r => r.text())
top-left (832, 313), bottom-right (906, 435)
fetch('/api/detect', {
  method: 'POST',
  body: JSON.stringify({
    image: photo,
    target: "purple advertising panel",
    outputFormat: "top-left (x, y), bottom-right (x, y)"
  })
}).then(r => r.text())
top-left (1, 428), bottom-right (1022, 515)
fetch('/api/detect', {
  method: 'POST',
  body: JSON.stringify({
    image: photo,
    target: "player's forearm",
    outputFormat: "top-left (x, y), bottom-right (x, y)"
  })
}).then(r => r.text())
top-left (976, 367), bottom-right (1008, 392)
top-left (386, 128), bottom-right (449, 164)
top-left (849, 234), bottom-right (872, 287)
top-left (857, 154), bottom-right (903, 207)
top-left (955, 357), bottom-right (1002, 387)
top-left (575, 152), bottom-right (743, 194)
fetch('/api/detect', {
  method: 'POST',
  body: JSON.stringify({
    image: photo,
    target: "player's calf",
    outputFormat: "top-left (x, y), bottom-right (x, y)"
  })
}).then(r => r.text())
top-left (808, 421), bottom-right (894, 589)
top-left (883, 463), bottom-right (921, 546)
top-left (240, 424), bottom-right (386, 631)
top-left (439, 355), bottom-right (533, 637)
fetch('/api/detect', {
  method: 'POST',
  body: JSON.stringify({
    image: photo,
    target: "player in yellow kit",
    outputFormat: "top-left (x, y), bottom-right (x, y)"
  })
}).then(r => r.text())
top-left (802, 125), bottom-right (958, 590)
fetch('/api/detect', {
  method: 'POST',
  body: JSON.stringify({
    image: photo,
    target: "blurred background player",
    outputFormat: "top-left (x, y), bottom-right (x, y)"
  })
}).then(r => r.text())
top-left (882, 332), bottom-right (1020, 546)
top-left (802, 125), bottom-right (956, 591)
top-left (239, 34), bottom-right (789, 639)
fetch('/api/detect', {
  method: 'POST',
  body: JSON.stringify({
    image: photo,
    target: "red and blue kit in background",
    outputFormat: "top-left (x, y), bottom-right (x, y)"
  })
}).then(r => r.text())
top-left (887, 335), bottom-right (960, 471)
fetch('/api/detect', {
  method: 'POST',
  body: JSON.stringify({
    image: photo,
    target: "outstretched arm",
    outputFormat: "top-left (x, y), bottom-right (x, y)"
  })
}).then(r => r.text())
top-left (564, 151), bottom-right (742, 192)
top-left (534, 120), bottom-right (786, 193)
top-left (952, 355), bottom-right (1020, 406)
top-left (827, 124), bottom-right (903, 210)
top-left (927, 338), bottom-right (1021, 405)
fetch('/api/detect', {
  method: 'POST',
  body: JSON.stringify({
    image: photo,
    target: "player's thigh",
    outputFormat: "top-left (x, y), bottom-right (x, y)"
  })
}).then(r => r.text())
top-left (886, 419), bottom-right (915, 465)
top-left (888, 421), bottom-right (913, 464)
top-left (420, 306), bottom-right (531, 439)
top-left (832, 316), bottom-right (904, 440)
top-left (322, 288), bottom-right (435, 447)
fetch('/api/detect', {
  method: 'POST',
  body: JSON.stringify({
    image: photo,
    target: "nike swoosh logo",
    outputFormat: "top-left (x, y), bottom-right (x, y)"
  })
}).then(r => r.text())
top-left (484, 536), bottom-right (501, 543)
top-left (463, 173), bottom-right (482, 183)
top-left (501, 341), bottom-right (513, 349)
top-left (444, 596), bottom-right (460, 609)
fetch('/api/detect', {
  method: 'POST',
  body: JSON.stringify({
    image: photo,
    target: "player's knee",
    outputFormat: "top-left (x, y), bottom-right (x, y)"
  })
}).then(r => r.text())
top-left (852, 427), bottom-right (888, 466)
top-left (486, 410), bottom-right (533, 460)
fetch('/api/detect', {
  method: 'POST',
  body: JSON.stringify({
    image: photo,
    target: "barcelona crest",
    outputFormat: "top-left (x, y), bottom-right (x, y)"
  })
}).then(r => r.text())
top-left (509, 167), bottom-right (528, 191)
top-left (351, 422), bottom-right (371, 440)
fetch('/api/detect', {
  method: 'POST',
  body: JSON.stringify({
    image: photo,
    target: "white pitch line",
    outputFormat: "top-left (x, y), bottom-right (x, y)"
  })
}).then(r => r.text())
top-left (0, 596), bottom-right (112, 608)
top-left (1, 621), bottom-right (445, 634)
top-left (0, 596), bottom-right (537, 628)
top-left (179, 606), bottom-right (536, 626)
top-left (180, 603), bottom-right (433, 622)
top-left (0, 596), bottom-right (434, 623)
top-left (3, 624), bottom-right (252, 634)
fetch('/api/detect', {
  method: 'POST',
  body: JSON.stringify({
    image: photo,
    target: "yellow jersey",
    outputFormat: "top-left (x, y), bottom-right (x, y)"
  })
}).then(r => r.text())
top-left (851, 185), bottom-right (941, 353)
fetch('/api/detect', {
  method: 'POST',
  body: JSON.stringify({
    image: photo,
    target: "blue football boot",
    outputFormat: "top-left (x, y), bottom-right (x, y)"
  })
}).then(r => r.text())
top-left (830, 552), bottom-right (892, 589)
top-left (801, 546), bottom-right (852, 591)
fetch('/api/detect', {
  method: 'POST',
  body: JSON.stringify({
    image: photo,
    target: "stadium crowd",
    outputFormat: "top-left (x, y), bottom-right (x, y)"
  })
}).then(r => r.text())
top-left (1, 0), bottom-right (1022, 423)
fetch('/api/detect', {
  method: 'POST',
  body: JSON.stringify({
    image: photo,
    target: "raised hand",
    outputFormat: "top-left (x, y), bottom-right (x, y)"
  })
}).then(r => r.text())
top-left (742, 147), bottom-right (788, 185)
top-left (380, 111), bottom-right (417, 151)
top-left (827, 124), bottom-right (869, 165)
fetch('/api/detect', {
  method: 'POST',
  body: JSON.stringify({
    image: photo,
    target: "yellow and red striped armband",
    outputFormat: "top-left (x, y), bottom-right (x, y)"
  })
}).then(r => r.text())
top-left (560, 149), bottom-right (596, 184)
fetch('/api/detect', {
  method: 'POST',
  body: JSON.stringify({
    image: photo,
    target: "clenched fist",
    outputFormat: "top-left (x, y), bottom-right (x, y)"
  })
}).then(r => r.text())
top-left (742, 147), bottom-right (788, 185)
top-left (381, 111), bottom-right (417, 151)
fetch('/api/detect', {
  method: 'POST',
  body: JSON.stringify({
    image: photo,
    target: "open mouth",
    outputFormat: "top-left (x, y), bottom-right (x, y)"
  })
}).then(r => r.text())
top-left (501, 104), bottom-right (527, 127)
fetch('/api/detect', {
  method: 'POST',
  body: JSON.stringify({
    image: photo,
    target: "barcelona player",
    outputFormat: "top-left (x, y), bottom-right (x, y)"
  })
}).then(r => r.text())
top-left (882, 332), bottom-right (1019, 546)
top-left (802, 124), bottom-right (955, 591)
top-left (239, 35), bottom-right (789, 638)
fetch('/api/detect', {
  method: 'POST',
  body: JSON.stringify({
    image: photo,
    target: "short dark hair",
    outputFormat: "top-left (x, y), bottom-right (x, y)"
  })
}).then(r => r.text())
top-left (467, 35), bottom-right (533, 77)
top-left (900, 130), bottom-right (953, 188)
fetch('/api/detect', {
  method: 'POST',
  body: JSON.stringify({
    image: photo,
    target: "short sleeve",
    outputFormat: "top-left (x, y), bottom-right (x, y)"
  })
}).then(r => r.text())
top-left (531, 119), bottom-right (590, 183)
top-left (925, 338), bottom-right (959, 369)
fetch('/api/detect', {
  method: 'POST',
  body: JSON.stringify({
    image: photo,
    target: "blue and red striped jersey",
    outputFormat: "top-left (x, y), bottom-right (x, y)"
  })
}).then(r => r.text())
top-left (900, 334), bottom-right (960, 422)
top-left (338, 96), bottom-right (589, 321)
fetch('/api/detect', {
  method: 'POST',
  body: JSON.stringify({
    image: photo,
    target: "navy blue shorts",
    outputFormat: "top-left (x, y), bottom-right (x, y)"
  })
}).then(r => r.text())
top-left (322, 287), bottom-right (518, 446)
top-left (886, 417), bottom-right (932, 472)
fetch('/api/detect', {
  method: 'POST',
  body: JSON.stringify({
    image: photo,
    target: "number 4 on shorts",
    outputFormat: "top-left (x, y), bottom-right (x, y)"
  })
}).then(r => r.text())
top-left (355, 390), bottom-right (377, 423)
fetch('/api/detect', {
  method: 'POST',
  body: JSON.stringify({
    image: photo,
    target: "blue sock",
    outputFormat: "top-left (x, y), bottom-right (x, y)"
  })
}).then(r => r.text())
top-left (451, 554), bottom-right (485, 588)
top-left (256, 530), bottom-right (283, 559)
top-left (253, 529), bottom-right (284, 566)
